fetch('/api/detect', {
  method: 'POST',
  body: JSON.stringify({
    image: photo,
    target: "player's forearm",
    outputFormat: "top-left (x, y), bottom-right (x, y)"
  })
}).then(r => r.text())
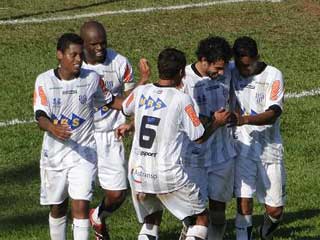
top-left (195, 121), bottom-right (218, 144)
top-left (107, 95), bottom-right (125, 110)
top-left (241, 109), bottom-right (279, 126)
top-left (37, 116), bottom-right (54, 133)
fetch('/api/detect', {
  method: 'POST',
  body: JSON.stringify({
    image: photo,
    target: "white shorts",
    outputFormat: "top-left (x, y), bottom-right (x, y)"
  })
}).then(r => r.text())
top-left (131, 181), bottom-right (206, 223)
top-left (183, 166), bottom-right (208, 202)
top-left (234, 157), bottom-right (286, 207)
top-left (40, 159), bottom-right (97, 205)
top-left (94, 131), bottom-right (127, 190)
top-left (183, 158), bottom-right (235, 203)
top-left (207, 158), bottom-right (235, 202)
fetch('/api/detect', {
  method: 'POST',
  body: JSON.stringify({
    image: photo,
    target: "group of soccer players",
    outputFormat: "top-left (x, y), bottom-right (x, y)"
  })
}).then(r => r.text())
top-left (33, 20), bottom-right (286, 240)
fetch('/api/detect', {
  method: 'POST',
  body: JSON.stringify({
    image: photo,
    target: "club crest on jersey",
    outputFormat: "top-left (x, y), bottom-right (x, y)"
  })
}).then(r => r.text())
top-left (79, 95), bottom-right (87, 104)
top-left (131, 165), bottom-right (157, 184)
top-left (256, 92), bottom-right (265, 104)
top-left (138, 94), bottom-right (166, 111)
top-left (51, 113), bottom-right (85, 130)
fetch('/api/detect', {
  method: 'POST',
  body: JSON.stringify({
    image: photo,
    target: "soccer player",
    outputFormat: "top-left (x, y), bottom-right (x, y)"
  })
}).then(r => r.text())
top-left (80, 20), bottom-right (149, 240)
top-left (33, 33), bottom-right (121, 240)
top-left (179, 36), bottom-right (236, 240)
top-left (117, 48), bottom-right (219, 240)
top-left (231, 36), bottom-right (286, 240)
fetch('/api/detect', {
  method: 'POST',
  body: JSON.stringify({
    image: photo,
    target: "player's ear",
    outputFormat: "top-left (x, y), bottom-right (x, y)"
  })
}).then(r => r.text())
top-left (56, 50), bottom-right (63, 61)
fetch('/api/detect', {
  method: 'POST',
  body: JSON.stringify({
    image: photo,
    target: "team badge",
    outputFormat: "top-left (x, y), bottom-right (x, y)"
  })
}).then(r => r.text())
top-left (79, 95), bottom-right (87, 104)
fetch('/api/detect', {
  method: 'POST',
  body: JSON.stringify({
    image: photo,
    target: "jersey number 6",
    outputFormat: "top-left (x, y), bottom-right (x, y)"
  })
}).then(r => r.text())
top-left (139, 115), bottom-right (160, 149)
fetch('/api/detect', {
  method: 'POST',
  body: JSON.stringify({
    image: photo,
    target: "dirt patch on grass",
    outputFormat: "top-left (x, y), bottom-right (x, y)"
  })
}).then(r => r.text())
top-left (301, 0), bottom-right (320, 16)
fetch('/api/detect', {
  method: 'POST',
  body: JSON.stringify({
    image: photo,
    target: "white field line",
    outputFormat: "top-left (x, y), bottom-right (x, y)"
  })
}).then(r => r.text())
top-left (1, 87), bottom-right (319, 128)
top-left (0, 0), bottom-right (281, 25)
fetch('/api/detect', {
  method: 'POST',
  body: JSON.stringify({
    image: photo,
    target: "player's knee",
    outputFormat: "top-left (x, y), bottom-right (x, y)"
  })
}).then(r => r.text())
top-left (237, 198), bottom-right (253, 215)
top-left (265, 206), bottom-right (284, 220)
top-left (50, 199), bottom-right (68, 218)
top-left (186, 225), bottom-right (208, 240)
top-left (106, 190), bottom-right (126, 205)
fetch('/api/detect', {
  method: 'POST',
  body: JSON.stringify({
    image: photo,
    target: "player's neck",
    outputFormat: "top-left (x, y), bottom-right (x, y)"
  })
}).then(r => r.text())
top-left (84, 55), bottom-right (106, 65)
top-left (56, 68), bottom-right (79, 80)
top-left (156, 79), bottom-right (177, 87)
top-left (195, 62), bottom-right (207, 77)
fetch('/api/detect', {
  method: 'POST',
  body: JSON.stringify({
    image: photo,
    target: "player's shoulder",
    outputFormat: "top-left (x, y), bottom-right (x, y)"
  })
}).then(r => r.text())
top-left (265, 65), bottom-right (282, 75)
top-left (36, 69), bottom-right (55, 84)
top-left (106, 48), bottom-right (129, 65)
top-left (80, 68), bottom-right (100, 79)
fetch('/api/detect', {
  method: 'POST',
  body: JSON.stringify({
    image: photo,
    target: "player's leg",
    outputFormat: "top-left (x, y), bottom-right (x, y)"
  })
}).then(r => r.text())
top-left (179, 166), bottom-right (208, 240)
top-left (207, 159), bottom-right (235, 240)
top-left (234, 157), bottom-right (257, 240)
top-left (40, 168), bottom-right (69, 240)
top-left (69, 159), bottom-right (97, 240)
top-left (138, 211), bottom-right (163, 240)
top-left (131, 190), bottom-right (163, 240)
top-left (159, 181), bottom-right (209, 240)
top-left (257, 162), bottom-right (286, 240)
top-left (90, 131), bottom-right (127, 238)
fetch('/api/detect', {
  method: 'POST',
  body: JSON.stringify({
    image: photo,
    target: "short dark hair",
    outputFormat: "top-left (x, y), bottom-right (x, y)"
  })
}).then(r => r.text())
top-left (57, 33), bottom-right (83, 53)
top-left (196, 36), bottom-right (232, 63)
top-left (157, 48), bottom-right (186, 80)
top-left (233, 36), bottom-right (258, 58)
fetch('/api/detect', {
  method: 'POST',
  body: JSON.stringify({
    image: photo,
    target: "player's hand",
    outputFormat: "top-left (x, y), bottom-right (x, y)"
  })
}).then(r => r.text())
top-left (115, 123), bottom-right (134, 139)
top-left (213, 108), bottom-right (231, 127)
top-left (49, 124), bottom-right (72, 141)
top-left (138, 58), bottom-right (150, 85)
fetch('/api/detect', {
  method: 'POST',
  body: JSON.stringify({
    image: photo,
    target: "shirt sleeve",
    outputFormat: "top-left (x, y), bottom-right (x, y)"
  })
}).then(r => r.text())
top-left (121, 60), bottom-right (135, 92)
top-left (122, 88), bottom-right (136, 116)
top-left (181, 94), bottom-right (204, 141)
top-left (33, 76), bottom-right (50, 119)
top-left (266, 69), bottom-right (285, 110)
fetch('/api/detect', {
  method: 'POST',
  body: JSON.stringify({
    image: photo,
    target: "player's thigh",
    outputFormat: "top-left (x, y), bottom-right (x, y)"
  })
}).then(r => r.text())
top-left (207, 158), bottom-right (235, 202)
top-left (95, 131), bottom-right (127, 190)
top-left (184, 166), bottom-right (208, 201)
top-left (131, 190), bottom-right (163, 224)
top-left (40, 168), bottom-right (68, 205)
top-left (158, 181), bottom-right (206, 221)
top-left (234, 157), bottom-right (258, 198)
top-left (256, 161), bottom-right (286, 207)
top-left (68, 159), bottom-right (97, 201)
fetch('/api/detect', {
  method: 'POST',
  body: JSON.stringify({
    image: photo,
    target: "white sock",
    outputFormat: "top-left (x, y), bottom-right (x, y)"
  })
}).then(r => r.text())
top-left (235, 214), bottom-right (253, 240)
top-left (49, 214), bottom-right (67, 240)
top-left (186, 225), bottom-right (208, 240)
top-left (92, 207), bottom-right (102, 224)
top-left (73, 218), bottom-right (90, 240)
top-left (138, 223), bottom-right (159, 239)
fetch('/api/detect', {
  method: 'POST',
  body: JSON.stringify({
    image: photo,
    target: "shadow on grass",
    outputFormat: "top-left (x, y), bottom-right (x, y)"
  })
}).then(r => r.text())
top-left (0, 161), bottom-right (39, 185)
top-left (0, 0), bottom-right (122, 21)
top-left (224, 209), bottom-right (320, 239)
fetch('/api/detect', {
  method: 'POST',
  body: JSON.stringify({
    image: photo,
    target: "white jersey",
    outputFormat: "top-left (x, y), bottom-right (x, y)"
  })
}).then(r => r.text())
top-left (232, 64), bottom-right (284, 163)
top-left (33, 69), bottom-right (113, 170)
top-left (122, 84), bottom-right (204, 194)
top-left (82, 48), bottom-right (134, 132)
top-left (181, 63), bottom-right (236, 167)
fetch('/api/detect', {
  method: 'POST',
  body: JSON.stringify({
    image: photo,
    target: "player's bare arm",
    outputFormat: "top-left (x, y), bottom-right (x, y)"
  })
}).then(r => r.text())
top-left (233, 105), bottom-right (281, 126)
top-left (136, 58), bottom-right (151, 86)
top-left (37, 115), bottom-right (72, 141)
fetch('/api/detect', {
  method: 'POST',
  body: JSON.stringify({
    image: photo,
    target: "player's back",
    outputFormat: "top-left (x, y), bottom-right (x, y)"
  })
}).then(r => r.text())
top-left (124, 83), bottom-right (204, 194)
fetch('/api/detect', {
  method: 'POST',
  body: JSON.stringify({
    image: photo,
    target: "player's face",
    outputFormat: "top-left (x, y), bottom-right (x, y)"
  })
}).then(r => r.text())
top-left (201, 59), bottom-right (226, 79)
top-left (58, 43), bottom-right (83, 76)
top-left (235, 56), bottom-right (258, 77)
top-left (83, 29), bottom-right (106, 64)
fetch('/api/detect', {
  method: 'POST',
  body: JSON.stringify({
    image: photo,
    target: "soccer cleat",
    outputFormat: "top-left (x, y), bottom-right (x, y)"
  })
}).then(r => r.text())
top-left (89, 209), bottom-right (110, 240)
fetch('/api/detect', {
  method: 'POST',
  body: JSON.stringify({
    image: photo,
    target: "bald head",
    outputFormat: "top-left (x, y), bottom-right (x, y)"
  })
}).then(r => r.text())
top-left (80, 20), bottom-right (107, 64)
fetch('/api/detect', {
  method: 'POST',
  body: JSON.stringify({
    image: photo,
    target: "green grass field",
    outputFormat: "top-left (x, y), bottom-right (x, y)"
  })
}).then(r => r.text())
top-left (0, 0), bottom-right (320, 239)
